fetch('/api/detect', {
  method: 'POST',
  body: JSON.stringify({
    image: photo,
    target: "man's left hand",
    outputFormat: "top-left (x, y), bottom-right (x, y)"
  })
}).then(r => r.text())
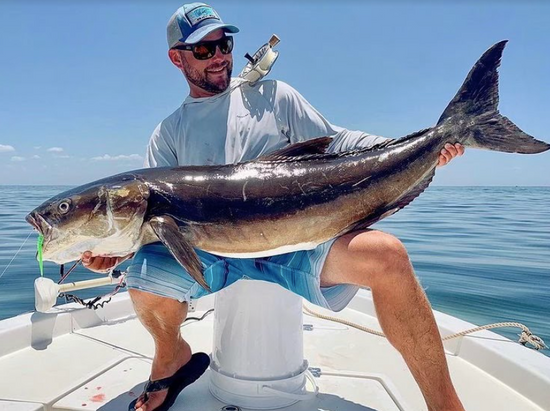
top-left (437, 143), bottom-right (465, 167)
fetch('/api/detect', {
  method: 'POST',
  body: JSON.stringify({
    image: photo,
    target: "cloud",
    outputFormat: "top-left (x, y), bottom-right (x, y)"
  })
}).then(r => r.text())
top-left (11, 156), bottom-right (25, 162)
top-left (0, 144), bottom-right (15, 153)
top-left (32, 155), bottom-right (41, 159)
top-left (91, 154), bottom-right (143, 162)
top-left (47, 147), bottom-right (64, 153)
top-left (34, 146), bottom-right (41, 150)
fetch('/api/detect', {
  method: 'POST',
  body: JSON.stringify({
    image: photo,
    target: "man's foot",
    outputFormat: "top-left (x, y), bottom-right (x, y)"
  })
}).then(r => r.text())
top-left (129, 352), bottom-right (210, 411)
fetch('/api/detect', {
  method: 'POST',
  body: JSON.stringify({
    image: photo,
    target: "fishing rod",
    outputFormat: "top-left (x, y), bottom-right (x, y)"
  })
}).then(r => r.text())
top-left (34, 267), bottom-right (126, 312)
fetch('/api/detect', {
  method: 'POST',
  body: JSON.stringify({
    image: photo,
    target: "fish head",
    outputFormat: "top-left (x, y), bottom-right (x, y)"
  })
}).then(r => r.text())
top-left (26, 176), bottom-right (150, 264)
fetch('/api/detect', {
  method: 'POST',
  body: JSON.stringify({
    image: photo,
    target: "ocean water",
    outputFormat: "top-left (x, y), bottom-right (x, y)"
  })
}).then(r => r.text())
top-left (0, 185), bottom-right (548, 357)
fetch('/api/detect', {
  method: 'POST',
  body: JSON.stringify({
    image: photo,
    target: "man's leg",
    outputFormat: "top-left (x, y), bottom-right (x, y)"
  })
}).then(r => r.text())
top-left (321, 230), bottom-right (464, 411)
top-left (128, 289), bottom-right (192, 411)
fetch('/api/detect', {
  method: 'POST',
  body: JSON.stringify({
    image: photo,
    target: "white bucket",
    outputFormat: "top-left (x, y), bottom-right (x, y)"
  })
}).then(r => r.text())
top-left (209, 280), bottom-right (317, 409)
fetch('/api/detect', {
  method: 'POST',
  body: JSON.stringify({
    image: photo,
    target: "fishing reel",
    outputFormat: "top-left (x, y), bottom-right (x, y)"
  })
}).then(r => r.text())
top-left (239, 34), bottom-right (280, 86)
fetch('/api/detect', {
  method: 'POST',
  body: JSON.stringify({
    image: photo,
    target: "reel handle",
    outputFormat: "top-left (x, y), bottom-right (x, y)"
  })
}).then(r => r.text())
top-left (268, 34), bottom-right (280, 47)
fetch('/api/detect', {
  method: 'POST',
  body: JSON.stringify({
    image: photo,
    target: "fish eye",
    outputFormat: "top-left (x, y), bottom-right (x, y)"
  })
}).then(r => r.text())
top-left (58, 201), bottom-right (71, 214)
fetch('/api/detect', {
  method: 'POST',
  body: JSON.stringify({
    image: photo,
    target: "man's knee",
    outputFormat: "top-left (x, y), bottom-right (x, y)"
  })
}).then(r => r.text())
top-left (351, 231), bottom-right (413, 285)
top-left (371, 231), bottom-right (409, 266)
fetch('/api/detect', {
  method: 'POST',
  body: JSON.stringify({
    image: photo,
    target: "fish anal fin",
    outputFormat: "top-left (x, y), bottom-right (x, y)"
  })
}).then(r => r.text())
top-left (393, 168), bottom-right (436, 211)
top-left (350, 169), bottom-right (436, 231)
top-left (258, 137), bottom-right (333, 161)
top-left (149, 215), bottom-right (211, 292)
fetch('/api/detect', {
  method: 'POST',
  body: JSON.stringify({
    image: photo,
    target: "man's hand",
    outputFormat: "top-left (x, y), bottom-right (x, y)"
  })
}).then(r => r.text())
top-left (82, 251), bottom-right (134, 274)
top-left (437, 143), bottom-right (465, 167)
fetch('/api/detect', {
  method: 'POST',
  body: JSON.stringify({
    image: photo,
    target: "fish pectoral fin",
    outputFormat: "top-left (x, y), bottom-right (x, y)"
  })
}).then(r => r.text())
top-left (148, 216), bottom-right (211, 292)
top-left (257, 137), bottom-right (333, 161)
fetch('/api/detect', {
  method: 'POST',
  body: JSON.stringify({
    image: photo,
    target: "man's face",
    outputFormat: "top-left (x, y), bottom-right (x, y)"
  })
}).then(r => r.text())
top-left (170, 29), bottom-right (233, 97)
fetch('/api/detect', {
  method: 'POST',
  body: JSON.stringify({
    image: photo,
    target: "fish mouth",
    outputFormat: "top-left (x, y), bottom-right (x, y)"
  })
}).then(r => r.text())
top-left (26, 212), bottom-right (52, 238)
top-left (25, 212), bottom-right (41, 233)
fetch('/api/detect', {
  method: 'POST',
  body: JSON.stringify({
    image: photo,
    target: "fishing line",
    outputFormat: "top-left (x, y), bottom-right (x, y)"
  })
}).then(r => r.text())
top-left (58, 260), bottom-right (81, 284)
top-left (0, 230), bottom-right (34, 282)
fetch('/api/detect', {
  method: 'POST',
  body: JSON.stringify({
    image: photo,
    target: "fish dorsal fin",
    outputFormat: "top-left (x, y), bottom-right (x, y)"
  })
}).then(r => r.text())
top-left (363, 138), bottom-right (397, 151)
top-left (349, 168), bottom-right (436, 232)
top-left (257, 137), bottom-right (333, 161)
top-left (372, 129), bottom-right (431, 150)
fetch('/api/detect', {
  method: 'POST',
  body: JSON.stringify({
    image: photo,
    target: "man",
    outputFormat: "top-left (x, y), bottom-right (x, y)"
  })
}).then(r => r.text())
top-left (83, 3), bottom-right (465, 411)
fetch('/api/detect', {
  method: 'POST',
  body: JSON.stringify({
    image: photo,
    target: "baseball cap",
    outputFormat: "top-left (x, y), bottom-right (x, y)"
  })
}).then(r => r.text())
top-left (167, 3), bottom-right (239, 48)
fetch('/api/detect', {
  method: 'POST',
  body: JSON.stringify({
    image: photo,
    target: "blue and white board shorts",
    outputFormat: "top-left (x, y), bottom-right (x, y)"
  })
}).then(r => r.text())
top-left (126, 240), bottom-right (359, 312)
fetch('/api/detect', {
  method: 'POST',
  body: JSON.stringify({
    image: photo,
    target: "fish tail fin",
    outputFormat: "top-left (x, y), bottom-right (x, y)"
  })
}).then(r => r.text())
top-left (437, 40), bottom-right (549, 154)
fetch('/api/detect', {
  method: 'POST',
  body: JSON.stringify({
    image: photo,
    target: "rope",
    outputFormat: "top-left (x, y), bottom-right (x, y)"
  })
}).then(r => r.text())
top-left (0, 230), bottom-right (33, 281)
top-left (443, 322), bottom-right (548, 350)
top-left (303, 305), bottom-right (386, 337)
top-left (302, 305), bottom-right (548, 351)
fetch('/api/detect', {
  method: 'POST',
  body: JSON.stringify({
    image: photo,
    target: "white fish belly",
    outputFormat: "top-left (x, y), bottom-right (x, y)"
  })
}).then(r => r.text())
top-left (203, 241), bottom-right (321, 258)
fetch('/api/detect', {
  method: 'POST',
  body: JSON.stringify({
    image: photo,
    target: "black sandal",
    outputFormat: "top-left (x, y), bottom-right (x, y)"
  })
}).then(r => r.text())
top-left (128, 352), bottom-right (210, 411)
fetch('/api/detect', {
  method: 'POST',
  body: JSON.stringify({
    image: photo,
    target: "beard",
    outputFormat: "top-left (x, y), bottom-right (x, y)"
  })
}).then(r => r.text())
top-left (183, 60), bottom-right (233, 95)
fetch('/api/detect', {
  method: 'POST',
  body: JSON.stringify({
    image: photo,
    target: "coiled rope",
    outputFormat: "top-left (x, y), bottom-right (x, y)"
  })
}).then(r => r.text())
top-left (302, 305), bottom-right (548, 351)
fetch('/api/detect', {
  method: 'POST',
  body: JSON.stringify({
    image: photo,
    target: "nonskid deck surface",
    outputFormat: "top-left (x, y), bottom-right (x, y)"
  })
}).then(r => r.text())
top-left (0, 290), bottom-right (548, 411)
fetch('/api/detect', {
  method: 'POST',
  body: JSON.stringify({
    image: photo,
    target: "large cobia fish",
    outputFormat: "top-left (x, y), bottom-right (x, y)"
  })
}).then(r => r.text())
top-left (26, 41), bottom-right (549, 291)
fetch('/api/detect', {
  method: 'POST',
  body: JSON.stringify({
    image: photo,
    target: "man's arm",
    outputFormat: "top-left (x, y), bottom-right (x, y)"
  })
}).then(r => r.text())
top-left (274, 80), bottom-right (463, 164)
top-left (326, 126), bottom-right (390, 153)
top-left (273, 81), bottom-right (389, 151)
top-left (329, 126), bottom-right (464, 165)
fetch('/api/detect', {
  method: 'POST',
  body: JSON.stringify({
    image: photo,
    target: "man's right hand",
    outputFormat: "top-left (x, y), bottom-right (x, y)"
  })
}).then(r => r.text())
top-left (82, 251), bottom-right (134, 273)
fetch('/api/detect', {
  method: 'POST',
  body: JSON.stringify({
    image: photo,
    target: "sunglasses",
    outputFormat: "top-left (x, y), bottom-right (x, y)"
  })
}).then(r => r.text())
top-left (173, 36), bottom-right (234, 60)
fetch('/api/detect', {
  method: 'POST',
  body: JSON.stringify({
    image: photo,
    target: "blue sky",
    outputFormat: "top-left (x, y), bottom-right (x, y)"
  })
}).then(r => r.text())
top-left (0, 1), bottom-right (548, 186)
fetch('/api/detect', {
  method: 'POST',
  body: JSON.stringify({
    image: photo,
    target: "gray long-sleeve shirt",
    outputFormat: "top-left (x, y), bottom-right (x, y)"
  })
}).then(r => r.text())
top-left (146, 78), bottom-right (387, 168)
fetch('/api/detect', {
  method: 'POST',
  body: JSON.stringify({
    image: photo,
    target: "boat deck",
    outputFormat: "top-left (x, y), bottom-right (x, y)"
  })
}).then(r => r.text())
top-left (0, 288), bottom-right (548, 411)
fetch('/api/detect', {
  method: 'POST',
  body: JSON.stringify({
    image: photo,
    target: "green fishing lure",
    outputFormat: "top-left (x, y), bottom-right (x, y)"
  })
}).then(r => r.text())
top-left (37, 234), bottom-right (44, 277)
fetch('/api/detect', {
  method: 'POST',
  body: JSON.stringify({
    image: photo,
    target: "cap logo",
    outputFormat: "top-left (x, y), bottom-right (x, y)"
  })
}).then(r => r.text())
top-left (186, 5), bottom-right (220, 27)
